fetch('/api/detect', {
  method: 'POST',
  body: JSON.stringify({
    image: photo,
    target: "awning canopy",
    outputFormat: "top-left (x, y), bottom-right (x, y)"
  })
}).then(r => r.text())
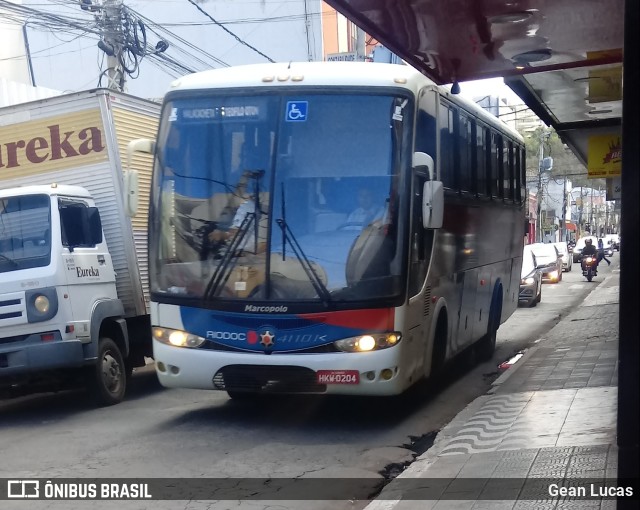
top-left (323, 0), bottom-right (624, 166)
top-left (566, 222), bottom-right (577, 232)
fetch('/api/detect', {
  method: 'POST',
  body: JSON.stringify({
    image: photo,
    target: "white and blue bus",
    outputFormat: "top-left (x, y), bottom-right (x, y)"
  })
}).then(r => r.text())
top-left (128, 62), bottom-right (526, 398)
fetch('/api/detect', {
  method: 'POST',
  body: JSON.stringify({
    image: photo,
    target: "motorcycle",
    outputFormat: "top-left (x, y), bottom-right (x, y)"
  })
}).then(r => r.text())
top-left (581, 255), bottom-right (598, 282)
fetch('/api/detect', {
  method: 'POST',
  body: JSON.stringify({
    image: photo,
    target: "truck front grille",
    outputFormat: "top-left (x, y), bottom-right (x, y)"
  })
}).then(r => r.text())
top-left (0, 294), bottom-right (25, 326)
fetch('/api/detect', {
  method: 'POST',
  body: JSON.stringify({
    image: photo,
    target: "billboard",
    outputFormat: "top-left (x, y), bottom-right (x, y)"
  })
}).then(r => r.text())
top-left (587, 133), bottom-right (621, 178)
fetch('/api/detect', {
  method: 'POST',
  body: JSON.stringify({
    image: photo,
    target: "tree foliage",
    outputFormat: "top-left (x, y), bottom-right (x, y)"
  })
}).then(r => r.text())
top-left (520, 126), bottom-right (604, 188)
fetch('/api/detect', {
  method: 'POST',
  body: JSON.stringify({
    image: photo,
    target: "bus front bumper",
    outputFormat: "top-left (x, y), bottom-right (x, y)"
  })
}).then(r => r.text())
top-left (153, 340), bottom-right (408, 396)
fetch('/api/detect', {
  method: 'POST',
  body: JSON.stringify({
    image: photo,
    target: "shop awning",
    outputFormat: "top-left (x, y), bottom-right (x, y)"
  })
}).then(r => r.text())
top-left (566, 222), bottom-right (577, 231)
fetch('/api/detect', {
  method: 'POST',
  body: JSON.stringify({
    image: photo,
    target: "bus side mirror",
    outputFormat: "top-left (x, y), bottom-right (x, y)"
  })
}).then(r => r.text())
top-left (124, 138), bottom-right (155, 217)
top-left (124, 170), bottom-right (139, 217)
top-left (423, 181), bottom-right (444, 229)
top-left (413, 151), bottom-right (435, 181)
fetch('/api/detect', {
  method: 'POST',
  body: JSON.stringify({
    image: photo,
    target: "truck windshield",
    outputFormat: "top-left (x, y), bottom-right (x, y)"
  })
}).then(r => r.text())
top-left (0, 194), bottom-right (51, 273)
top-left (150, 92), bottom-right (411, 305)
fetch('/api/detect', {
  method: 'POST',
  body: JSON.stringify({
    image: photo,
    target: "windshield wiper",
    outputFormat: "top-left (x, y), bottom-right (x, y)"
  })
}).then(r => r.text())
top-left (276, 218), bottom-right (332, 306)
top-left (204, 212), bottom-right (255, 300)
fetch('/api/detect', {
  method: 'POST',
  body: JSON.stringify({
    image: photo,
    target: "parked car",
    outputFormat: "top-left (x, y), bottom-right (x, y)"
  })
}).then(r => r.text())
top-left (573, 235), bottom-right (599, 262)
top-left (553, 241), bottom-right (573, 272)
top-left (519, 245), bottom-right (542, 307)
top-left (530, 243), bottom-right (563, 283)
top-left (604, 234), bottom-right (620, 251)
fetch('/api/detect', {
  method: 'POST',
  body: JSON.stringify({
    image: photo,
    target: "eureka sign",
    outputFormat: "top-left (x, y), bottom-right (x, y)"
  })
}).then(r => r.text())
top-left (0, 108), bottom-right (108, 179)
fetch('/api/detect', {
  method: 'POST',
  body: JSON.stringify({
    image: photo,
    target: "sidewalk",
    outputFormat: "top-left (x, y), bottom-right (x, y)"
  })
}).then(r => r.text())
top-left (366, 271), bottom-right (621, 509)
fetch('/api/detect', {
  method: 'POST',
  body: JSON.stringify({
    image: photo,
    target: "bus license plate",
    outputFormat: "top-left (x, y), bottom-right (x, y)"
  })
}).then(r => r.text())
top-left (316, 370), bottom-right (359, 385)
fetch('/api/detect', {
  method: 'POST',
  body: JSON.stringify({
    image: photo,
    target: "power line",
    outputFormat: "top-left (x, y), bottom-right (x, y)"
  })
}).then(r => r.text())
top-left (1, 0), bottom-right (283, 92)
top-left (3, 0), bottom-right (230, 89)
top-left (0, 0), bottom-right (101, 36)
top-left (184, 0), bottom-right (274, 63)
top-left (148, 11), bottom-right (329, 27)
top-left (130, 8), bottom-right (230, 68)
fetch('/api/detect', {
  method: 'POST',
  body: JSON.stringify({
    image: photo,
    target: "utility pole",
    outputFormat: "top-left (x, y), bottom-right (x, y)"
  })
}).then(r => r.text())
top-left (104, 0), bottom-right (124, 91)
top-left (536, 136), bottom-right (544, 242)
top-left (536, 131), bottom-right (550, 242)
top-left (561, 173), bottom-right (567, 242)
top-left (589, 186), bottom-right (594, 232)
top-left (356, 27), bottom-right (366, 61)
top-left (302, 0), bottom-right (313, 61)
top-left (89, 0), bottom-right (126, 91)
top-left (577, 187), bottom-right (583, 235)
top-left (597, 185), bottom-right (602, 236)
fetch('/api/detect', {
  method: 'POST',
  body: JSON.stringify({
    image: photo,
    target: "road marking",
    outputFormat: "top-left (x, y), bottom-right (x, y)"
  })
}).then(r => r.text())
top-left (569, 284), bottom-right (583, 289)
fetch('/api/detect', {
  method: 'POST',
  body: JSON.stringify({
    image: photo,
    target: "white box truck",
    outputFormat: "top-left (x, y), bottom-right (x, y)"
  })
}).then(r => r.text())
top-left (0, 89), bottom-right (160, 405)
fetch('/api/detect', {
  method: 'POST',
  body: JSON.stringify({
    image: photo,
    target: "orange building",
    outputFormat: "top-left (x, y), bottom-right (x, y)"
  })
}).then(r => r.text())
top-left (321, 3), bottom-right (377, 60)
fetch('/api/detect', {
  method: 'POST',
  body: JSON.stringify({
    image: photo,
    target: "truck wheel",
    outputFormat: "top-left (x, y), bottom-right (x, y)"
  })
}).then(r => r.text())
top-left (88, 337), bottom-right (126, 406)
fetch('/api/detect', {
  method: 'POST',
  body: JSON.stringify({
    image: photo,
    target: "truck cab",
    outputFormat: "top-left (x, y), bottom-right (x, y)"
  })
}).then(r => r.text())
top-left (0, 184), bottom-right (128, 405)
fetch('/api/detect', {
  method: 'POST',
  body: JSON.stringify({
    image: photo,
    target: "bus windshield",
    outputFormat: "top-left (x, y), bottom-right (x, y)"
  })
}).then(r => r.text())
top-left (150, 92), bottom-right (411, 305)
top-left (0, 194), bottom-right (52, 274)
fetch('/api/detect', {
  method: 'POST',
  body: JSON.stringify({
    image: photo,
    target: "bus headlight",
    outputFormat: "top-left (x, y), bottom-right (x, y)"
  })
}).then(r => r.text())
top-left (334, 333), bottom-right (401, 353)
top-left (153, 327), bottom-right (205, 348)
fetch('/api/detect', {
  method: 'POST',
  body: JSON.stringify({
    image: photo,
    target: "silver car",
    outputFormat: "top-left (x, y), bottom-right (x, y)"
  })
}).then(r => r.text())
top-left (530, 243), bottom-right (563, 283)
top-left (519, 245), bottom-right (542, 307)
top-left (553, 241), bottom-right (573, 272)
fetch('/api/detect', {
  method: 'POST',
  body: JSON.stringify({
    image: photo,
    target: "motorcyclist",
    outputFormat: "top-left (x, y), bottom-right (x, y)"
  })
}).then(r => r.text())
top-left (581, 238), bottom-right (597, 256)
top-left (581, 239), bottom-right (598, 269)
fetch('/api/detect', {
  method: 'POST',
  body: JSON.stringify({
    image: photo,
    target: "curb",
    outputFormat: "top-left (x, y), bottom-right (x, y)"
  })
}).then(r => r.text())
top-left (490, 344), bottom-right (540, 387)
top-left (492, 269), bottom-right (620, 389)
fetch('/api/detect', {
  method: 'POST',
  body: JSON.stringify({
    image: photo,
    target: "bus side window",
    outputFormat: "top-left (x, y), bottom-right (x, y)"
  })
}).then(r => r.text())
top-left (506, 140), bottom-right (515, 202)
top-left (520, 148), bottom-right (527, 202)
top-left (459, 114), bottom-right (473, 194)
top-left (497, 134), bottom-right (505, 199)
top-left (493, 132), bottom-right (502, 199)
top-left (409, 172), bottom-right (431, 296)
top-left (484, 128), bottom-right (493, 196)
top-left (415, 107), bottom-right (436, 161)
top-left (514, 146), bottom-right (522, 202)
top-left (439, 102), bottom-right (456, 189)
top-left (476, 124), bottom-right (487, 197)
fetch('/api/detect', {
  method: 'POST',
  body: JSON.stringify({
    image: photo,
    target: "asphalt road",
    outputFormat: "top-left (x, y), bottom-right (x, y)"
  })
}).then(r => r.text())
top-left (0, 254), bottom-right (619, 510)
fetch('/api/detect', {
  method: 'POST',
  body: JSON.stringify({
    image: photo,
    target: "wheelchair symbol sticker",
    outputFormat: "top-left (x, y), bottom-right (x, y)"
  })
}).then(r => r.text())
top-left (285, 101), bottom-right (308, 122)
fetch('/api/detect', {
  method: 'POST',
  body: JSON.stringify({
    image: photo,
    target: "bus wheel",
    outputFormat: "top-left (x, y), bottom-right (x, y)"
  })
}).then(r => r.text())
top-left (87, 337), bottom-right (127, 406)
top-left (461, 344), bottom-right (478, 370)
top-left (429, 312), bottom-right (448, 380)
top-left (478, 324), bottom-right (497, 362)
top-left (478, 289), bottom-right (502, 362)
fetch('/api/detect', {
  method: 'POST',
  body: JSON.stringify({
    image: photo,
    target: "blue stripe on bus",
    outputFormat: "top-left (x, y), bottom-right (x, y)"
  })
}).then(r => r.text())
top-left (179, 306), bottom-right (367, 352)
